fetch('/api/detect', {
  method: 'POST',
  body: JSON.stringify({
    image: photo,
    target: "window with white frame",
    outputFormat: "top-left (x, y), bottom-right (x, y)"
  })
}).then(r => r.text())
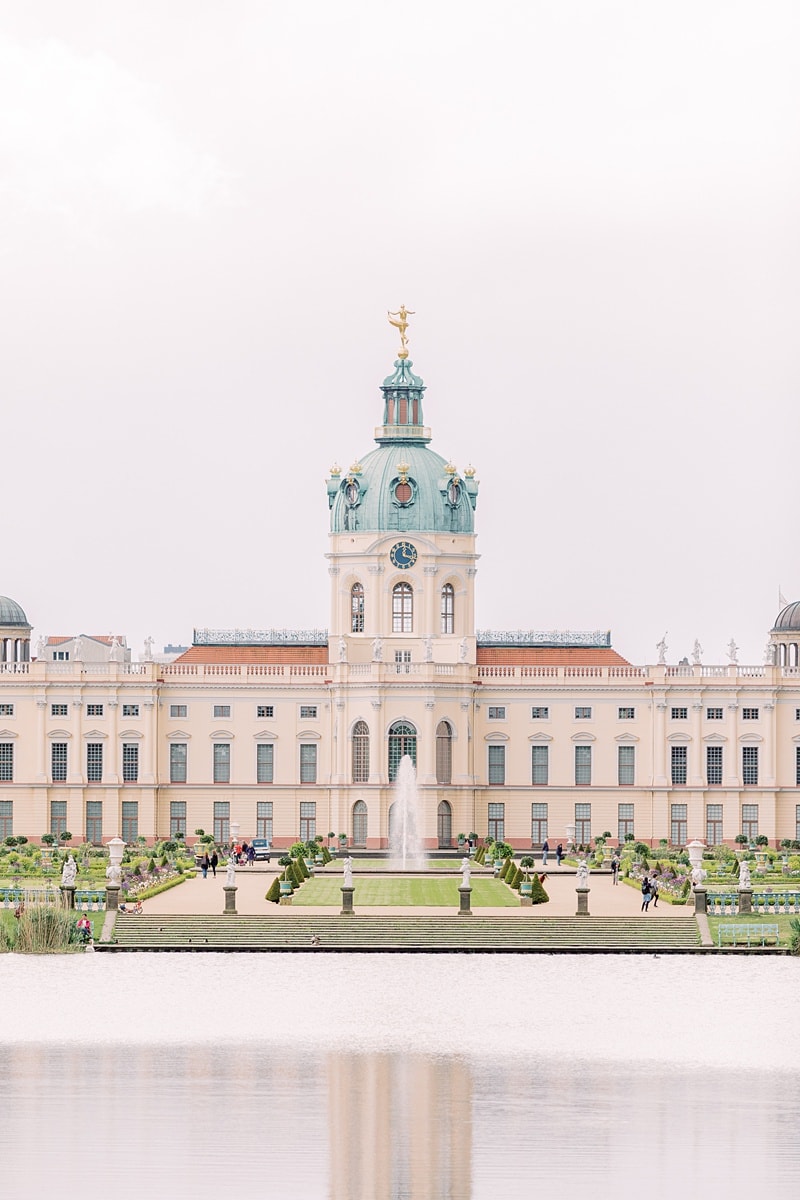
top-left (706, 803), bottom-right (723, 845)
top-left (122, 743), bottom-right (139, 783)
top-left (671, 803), bottom-right (687, 846)
top-left (0, 743), bottom-right (12, 782)
top-left (170, 705), bottom-right (187, 718)
top-left (300, 705), bottom-right (318, 720)
top-left (741, 803), bottom-right (758, 840)
top-left (0, 802), bottom-right (11, 839)
top-left (575, 707), bottom-right (592, 720)
top-left (213, 800), bottom-right (229, 843)
top-left (170, 743), bottom-right (187, 784)
top-left (300, 744), bottom-right (317, 784)
top-left (170, 800), bottom-right (187, 838)
top-left (742, 745), bottom-right (759, 785)
top-left (796, 746), bottom-right (800, 787)
top-left (488, 707), bottom-right (506, 720)
top-left (299, 801), bottom-right (316, 840)
top-left (50, 799), bottom-right (67, 838)
top-left (618, 745), bottom-right (635, 786)
top-left (257, 705), bottom-right (274, 719)
top-left (707, 707), bottom-right (723, 720)
top-left (488, 744), bottom-right (505, 785)
top-left (575, 802), bottom-right (591, 843)
top-left (618, 802), bottom-right (634, 842)
top-left (392, 582), bottom-right (413, 633)
top-left (213, 743), bottom-right (231, 784)
top-left (531, 744), bottom-right (549, 786)
top-left (86, 800), bottom-right (102, 843)
top-left (352, 721), bottom-right (370, 784)
top-left (618, 707), bottom-right (635, 720)
top-left (531, 707), bottom-right (549, 720)
top-left (0, 704), bottom-right (14, 717)
top-left (742, 707), bottom-right (759, 720)
top-left (121, 800), bottom-right (138, 843)
top-left (706, 745), bottom-right (723, 786)
top-left (51, 743), bottom-right (68, 782)
top-left (796, 803), bottom-right (800, 842)
top-left (440, 583), bottom-right (454, 633)
top-left (213, 705), bottom-right (231, 718)
top-left (671, 745), bottom-right (687, 785)
top-left (257, 743), bottom-right (274, 784)
top-left (351, 582), bottom-right (365, 633)
top-left (671, 707), bottom-right (688, 720)
top-left (257, 800), bottom-right (273, 841)
top-left (87, 742), bottom-right (103, 783)
top-left (51, 704), bottom-right (68, 717)
top-left (122, 704), bottom-right (139, 717)
top-left (86, 704), bottom-right (104, 717)
top-left (388, 722), bottom-right (416, 781)
top-left (531, 802), bottom-right (548, 843)
top-left (435, 721), bottom-right (452, 785)
top-left (574, 745), bottom-right (592, 785)
top-left (487, 802), bottom-right (504, 841)
top-left (394, 651), bottom-right (411, 674)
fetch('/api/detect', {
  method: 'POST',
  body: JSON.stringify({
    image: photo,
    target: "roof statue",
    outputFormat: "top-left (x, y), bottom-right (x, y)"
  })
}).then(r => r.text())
top-left (656, 634), bottom-right (668, 665)
top-left (692, 639), bottom-right (703, 666)
top-left (387, 305), bottom-right (415, 359)
top-left (727, 638), bottom-right (739, 664)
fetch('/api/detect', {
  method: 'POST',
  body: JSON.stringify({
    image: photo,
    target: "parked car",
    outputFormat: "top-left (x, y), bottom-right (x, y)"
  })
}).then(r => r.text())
top-left (251, 839), bottom-right (271, 862)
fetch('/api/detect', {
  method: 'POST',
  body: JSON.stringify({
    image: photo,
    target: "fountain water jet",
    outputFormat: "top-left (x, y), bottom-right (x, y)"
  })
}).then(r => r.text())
top-left (389, 755), bottom-right (425, 870)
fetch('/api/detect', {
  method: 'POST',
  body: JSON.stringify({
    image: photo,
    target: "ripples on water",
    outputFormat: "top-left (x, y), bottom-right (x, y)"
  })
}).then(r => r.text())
top-left (1, 954), bottom-right (798, 1198)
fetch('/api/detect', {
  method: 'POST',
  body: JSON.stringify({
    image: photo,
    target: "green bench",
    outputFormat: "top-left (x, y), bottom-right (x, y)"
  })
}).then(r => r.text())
top-left (717, 923), bottom-right (779, 947)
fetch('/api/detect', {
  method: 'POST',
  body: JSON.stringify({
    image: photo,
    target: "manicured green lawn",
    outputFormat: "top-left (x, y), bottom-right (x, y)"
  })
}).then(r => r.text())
top-left (322, 858), bottom-right (479, 871)
top-left (707, 914), bottom-right (796, 947)
top-left (291, 876), bottom-right (519, 907)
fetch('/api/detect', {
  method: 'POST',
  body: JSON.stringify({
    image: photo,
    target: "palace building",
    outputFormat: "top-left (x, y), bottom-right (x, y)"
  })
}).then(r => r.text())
top-left (1, 323), bottom-right (800, 850)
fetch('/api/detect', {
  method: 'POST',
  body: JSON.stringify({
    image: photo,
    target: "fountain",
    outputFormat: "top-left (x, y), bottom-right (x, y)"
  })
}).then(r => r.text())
top-left (389, 755), bottom-right (425, 869)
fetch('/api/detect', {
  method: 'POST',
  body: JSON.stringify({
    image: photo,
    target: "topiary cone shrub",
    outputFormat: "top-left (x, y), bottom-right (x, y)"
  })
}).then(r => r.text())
top-left (529, 874), bottom-right (549, 904)
top-left (265, 877), bottom-right (281, 904)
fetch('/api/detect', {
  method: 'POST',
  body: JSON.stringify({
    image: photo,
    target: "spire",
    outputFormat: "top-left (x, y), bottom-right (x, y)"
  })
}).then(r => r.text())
top-left (375, 306), bottom-right (430, 445)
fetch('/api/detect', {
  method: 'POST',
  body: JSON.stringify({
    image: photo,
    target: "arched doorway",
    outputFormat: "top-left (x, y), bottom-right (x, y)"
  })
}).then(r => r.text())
top-left (437, 800), bottom-right (452, 848)
top-left (353, 800), bottom-right (368, 847)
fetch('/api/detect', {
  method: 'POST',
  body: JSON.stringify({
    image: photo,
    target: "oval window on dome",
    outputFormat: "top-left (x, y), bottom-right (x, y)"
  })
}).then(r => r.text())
top-left (395, 481), bottom-right (412, 504)
top-left (447, 480), bottom-right (461, 506)
top-left (344, 481), bottom-right (359, 505)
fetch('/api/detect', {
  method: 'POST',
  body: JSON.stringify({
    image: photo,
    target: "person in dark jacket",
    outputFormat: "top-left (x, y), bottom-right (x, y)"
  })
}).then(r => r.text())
top-left (210, 850), bottom-right (219, 878)
top-left (556, 843), bottom-right (563, 866)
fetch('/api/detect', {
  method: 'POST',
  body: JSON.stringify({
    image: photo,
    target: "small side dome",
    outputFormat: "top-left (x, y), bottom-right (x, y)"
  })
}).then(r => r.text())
top-left (0, 595), bottom-right (29, 627)
top-left (773, 601), bottom-right (800, 632)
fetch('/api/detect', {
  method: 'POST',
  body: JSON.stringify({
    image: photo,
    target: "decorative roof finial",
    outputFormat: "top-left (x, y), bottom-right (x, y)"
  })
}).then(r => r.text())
top-left (388, 305), bottom-right (415, 359)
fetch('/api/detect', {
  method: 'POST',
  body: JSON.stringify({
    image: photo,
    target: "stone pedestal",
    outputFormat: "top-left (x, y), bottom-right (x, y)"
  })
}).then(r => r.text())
top-left (223, 885), bottom-right (237, 915)
top-left (458, 886), bottom-right (472, 916)
top-left (693, 886), bottom-right (707, 915)
top-left (340, 886), bottom-right (355, 916)
top-left (575, 887), bottom-right (590, 916)
top-left (60, 885), bottom-right (76, 910)
top-left (738, 888), bottom-right (752, 915)
top-left (106, 882), bottom-right (120, 911)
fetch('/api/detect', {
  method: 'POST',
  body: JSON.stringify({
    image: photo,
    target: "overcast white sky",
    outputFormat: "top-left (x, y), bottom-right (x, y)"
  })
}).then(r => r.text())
top-left (1, 2), bottom-right (797, 665)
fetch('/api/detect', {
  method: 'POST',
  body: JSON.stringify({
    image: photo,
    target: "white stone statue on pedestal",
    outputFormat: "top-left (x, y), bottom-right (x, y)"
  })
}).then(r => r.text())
top-left (73, 636), bottom-right (84, 661)
top-left (226, 858), bottom-right (236, 887)
top-left (372, 638), bottom-right (383, 663)
top-left (143, 636), bottom-right (154, 661)
top-left (692, 639), bottom-right (703, 666)
top-left (338, 637), bottom-right (347, 662)
top-left (342, 855), bottom-right (354, 888)
top-left (459, 638), bottom-right (468, 662)
top-left (727, 638), bottom-right (739, 664)
top-left (656, 634), bottom-right (668, 665)
top-left (738, 859), bottom-right (751, 890)
top-left (460, 856), bottom-right (471, 888)
top-left (35, 635), bottom-right (46, 660)
top-left (576, 859), bottom-right (589, 888)
top-left (61, 855), bottom-right (77, 887)
top-left (423, 637), bottom-right (433, 662)
top-left (109, 636), bottom-right (124, 663)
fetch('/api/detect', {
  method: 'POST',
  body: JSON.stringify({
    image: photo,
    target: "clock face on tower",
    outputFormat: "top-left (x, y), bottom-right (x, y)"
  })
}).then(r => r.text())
top-left (389, 541), bottom-right (417, 570)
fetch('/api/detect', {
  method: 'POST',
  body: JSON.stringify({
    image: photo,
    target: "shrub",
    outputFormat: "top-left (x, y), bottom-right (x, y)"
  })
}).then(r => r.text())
top-left (278, 856), bottom-right (292, 867)
top-left (290, 862), bottom-right (304, 888)
top-left (320, 844), bottom-right (332, 864)
top-left (788, 856), bottom-right (800, 873)
top-left (296, 857), bottom-right (309, 880)
top-left (499, 858), bottom-right (511, 880)
top-left (265, 877), bottom-right (281, 904)
top-left (633, 842), bottom-right (649, 857)
top-left (735, 834), bottom-right (748, 845)
top-left (530, 874), bottom-right (549, 904)
top-left (755, 835), bottom-right (769, 847)
top-left (789, 919), bottom-right (800, 955)
top-left (520, 856), bottom-right (535, 878)
top-left (15, 906), bottom-right (78, 954)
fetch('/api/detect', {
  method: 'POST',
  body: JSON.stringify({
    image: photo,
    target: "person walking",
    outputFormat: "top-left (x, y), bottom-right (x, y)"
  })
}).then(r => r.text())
top-left (650, 872), bottom-right (660, 908)
top-left (210, 850), bottom-right (219, 878)
top-left (641, 875), bottom-right (652, 912)
top-left (201, 852), bottom-right (210, 880)
top-left (610, 855), bottom-right (620, 885)
top-left (541, 840), bottom-right (550, 866)
top-left (556, 843), bottom-right (563, 867)
top-left (247, 843), bottom-right (255, 866)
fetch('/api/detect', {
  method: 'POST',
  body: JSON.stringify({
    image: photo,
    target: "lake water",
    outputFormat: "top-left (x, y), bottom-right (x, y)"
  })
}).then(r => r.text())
top-left (1, 953), bottom-right (799, 1198)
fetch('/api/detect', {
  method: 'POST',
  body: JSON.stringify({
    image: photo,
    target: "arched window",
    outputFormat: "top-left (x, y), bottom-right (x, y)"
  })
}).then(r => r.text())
top-left (351, 582), bottom-right (364, 633)
top-left (441, 583), bottom-right (454, 634)
top-left (392, 583), bottom-right (413, 633)
top-left (437, 800), bottom-right (452, 848)
top-left (353, 799), bottom-right (368, 846)
top-left (436, 720), bottom-right (452, 784)
top-left (388, 720), bottom-right (417, 781)
top-left (352, 720), bottom-right (369, 783)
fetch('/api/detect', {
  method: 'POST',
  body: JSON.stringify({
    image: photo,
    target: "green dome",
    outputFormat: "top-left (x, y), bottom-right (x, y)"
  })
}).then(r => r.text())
top-left (327, 357), bottom-right (478, 534)
top-left (0, 595), bottom-right (29, 627)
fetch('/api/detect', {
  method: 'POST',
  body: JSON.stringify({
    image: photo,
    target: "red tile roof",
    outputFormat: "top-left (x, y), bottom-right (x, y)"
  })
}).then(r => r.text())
top-left (174, 645), bottom-right (329, 665)
top-left (476, 646), bottom-right (631, 666)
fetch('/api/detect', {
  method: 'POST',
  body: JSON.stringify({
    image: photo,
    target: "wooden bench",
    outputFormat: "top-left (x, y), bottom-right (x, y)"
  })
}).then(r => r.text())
top-left (717, 923), bottom-right (779, 947)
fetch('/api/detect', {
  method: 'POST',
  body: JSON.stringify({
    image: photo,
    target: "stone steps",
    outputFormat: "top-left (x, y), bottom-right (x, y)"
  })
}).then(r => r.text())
top-left (103, 914), bottom-right (701, 953)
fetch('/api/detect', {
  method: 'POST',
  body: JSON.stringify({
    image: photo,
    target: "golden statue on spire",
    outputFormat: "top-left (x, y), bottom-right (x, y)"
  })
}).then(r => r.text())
top-left (388, 305), bottom-right (415, 359)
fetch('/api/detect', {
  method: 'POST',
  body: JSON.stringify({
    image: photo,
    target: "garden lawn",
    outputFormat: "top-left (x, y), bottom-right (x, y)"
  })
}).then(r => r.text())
top-left (707, 914), bottom-right (796, 948)
top-left (290, 876), bottom-right (519, 907)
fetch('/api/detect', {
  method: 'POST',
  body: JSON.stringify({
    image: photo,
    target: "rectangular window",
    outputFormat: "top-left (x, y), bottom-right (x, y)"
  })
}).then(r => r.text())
top-left (671, 745), bottom-right (688, 786)
top-left (618, 803), bottom-right (634, 842)
top-left (300, 744), bottom-right (317, 784)
top-left (531, 707), bottom-right (549, 720)
top-left (574, 707), bottom-right (592, 720)
top-left (742, 707), bottom-right (759, 721)
top-left (618, 707), bottom-right (635, 720)
top-left (531, 802), bottom-right (548, 843)
top-left (121, 800), bottom-right (138, 844)
top-left (575, 802), bottom-right (591, 844)
top-left (0, 704), bottom-right (14, 717)
top-left (706, 803), bottom-right (723, 845)
top-left (213, 705), bottom-right (231, 718)
top-left (257, 705), bottom-right (274, 719)
top-left (87, 742), bottom-right (103, 783)
top-left (707, 708), bottom-right (723, 721)
top-left (50, 800), bottom-right (67, 839)
top-left (796, 709), bottom-right (800, 722)
top-left (170, 743), bottom-right (187, 784)
top-left (618, 745), bottom-right (635, 786)
top-left (256, 743), bottom-right (274, 784)
top-left (796, 804), bottom-right (800, 843)
top-left (299, 801), bottom-right (316, 841)
top-left (257, 800), bottom-right (273, 841)
top-left (742, 746), bottom-right (759, 786)
top-left (531, 745), bottom-right (549, 786)
top-left (122, 704), bottom-right (139, 717)
top-left (170, 800), bottom-right (187, 838)
top-left (394, 651), bottom-right (412, 675)
top-left (671, 803), bottom-right (687, 846)
top-left (213, 743), bottom-right (231, 784)
top-left (487, 802), bottom-right (504, 842)
top-left (742, 803), bottom-right (759, 840)
top-left (86, 704), bottom-right (104, 717)
top-left (488, 744), bottom-right (505, 785)
top-left (706, 745), bottom-right (723, 786)
top-left (0, 800), bottom-right (12, 839)
top-left (51, 742), bottom-right (68, 782)
top-left (86, 800), bottom-right (102, 843)
top-left (51, 703), bottom-right (68, 717)
top-left (797, 746), bottom-right (800, 787)
top-left (671, 707), bottom-right (688, 720)
top-left (54, 651), bottom-right (69, 661)
top-left (488, 706), bottom-right (506, 720)
top-left (300, 705), bottom-right (318, 719)
top-left (0, 743), bottom-right (13, 782)
top-left (213, 800), bottom-right (230, 844)
top-left (122, 743), bottom-right (139, 783)
top-left (169, 705), bottom-right (187, 719)
top-left (574, 745), bottom-right (592, 785)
